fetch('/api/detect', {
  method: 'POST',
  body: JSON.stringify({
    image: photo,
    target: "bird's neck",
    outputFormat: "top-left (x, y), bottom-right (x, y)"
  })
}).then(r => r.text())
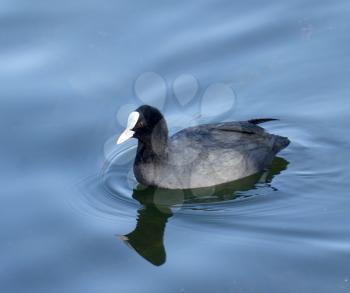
top-left (136, 133), bottom-right (168, 163)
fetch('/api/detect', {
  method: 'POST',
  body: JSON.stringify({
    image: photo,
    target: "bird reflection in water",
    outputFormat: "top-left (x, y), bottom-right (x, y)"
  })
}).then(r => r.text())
top-left (120, 157), bottom-right (289, 266)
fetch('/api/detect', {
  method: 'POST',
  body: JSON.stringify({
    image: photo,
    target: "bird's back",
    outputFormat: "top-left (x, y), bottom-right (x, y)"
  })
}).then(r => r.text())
top-left (161, 121), bottom-right (289, 188)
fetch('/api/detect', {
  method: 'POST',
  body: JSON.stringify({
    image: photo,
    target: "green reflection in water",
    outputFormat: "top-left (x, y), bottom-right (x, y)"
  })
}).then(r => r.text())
top-left (121, 157), bottom-right (289, 266)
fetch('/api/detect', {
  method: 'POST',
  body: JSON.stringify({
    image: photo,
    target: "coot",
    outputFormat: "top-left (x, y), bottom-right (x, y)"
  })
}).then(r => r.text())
top-left (117, 105), bottom-right (289, 189)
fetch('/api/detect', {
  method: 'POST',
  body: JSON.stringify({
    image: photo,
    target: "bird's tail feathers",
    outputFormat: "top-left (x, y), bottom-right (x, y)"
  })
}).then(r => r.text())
top-left (248, 118), bottom-right (279, 125)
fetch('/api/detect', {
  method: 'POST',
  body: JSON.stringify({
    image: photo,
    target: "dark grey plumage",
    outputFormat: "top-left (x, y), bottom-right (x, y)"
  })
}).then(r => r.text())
top-left (120, 105), bottom-right (290, 189)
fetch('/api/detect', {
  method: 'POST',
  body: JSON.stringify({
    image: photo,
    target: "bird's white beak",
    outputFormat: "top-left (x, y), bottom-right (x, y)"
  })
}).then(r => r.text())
top-left (117, 129), bottom-right (134, 144)
top-left (116, 111), bottom-right (140, 144)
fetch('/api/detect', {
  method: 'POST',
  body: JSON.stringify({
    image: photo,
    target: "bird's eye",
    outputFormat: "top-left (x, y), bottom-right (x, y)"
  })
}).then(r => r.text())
top-left (138, 121), bottom-right (144, 128)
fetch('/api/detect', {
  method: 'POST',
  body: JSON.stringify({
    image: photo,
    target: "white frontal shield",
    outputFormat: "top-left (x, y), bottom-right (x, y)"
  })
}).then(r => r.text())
top-left (116, 111), bottom-right (140, 144)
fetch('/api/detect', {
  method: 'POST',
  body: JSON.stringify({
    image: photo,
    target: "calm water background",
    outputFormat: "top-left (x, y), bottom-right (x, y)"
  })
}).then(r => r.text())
top-left (1, 0), bottom-right (350, 292)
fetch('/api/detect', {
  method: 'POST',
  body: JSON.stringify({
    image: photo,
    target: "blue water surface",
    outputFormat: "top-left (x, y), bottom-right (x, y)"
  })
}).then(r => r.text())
top-left (1, 0), bottom-right (350, 292)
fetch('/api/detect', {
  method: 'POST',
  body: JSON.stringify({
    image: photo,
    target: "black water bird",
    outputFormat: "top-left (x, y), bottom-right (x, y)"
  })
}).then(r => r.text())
top-left (117, 105), bottom-right (289, 189)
